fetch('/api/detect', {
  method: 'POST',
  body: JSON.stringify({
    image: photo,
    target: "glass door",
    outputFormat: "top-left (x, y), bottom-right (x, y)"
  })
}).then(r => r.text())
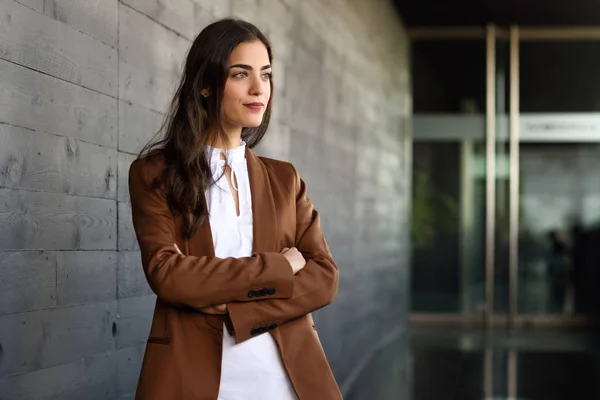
top-left (409, 25), bottom-right (600, 326)
top-left (410, 29), bottom-right (492, 318)
top-left (515, 30), bottom-right (600, 322)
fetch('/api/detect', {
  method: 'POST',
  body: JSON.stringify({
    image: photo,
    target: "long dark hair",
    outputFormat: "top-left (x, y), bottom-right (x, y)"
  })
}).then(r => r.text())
top-left (139, 18), bottom-right (274, 239)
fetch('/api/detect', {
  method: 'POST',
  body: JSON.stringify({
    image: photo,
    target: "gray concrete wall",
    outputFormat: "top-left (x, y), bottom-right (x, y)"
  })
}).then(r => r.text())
top-left (0, 1), bottom-right (411, 398)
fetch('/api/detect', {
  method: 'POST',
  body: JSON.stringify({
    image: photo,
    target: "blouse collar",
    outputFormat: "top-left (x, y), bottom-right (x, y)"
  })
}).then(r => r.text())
top-left (207, 140), bottom-right (247, 165)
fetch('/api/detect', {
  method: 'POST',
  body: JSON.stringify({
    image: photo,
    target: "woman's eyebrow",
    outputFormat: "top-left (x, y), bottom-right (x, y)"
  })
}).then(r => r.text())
top-left (229, 64), bottom-right (272, 70)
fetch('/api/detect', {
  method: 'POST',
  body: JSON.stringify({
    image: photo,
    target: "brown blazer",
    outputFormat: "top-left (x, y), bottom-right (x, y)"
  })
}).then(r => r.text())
top-left (128, 148), bottom-right (342, 400)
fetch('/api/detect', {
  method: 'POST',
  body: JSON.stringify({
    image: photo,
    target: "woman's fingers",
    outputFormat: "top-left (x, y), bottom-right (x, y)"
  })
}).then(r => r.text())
top-left (199, 304), bottom-right (227, 314)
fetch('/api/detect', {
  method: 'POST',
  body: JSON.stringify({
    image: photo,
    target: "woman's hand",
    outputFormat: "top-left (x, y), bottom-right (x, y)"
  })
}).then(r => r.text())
top-left (281, 247), bottom-right (306, 274)
top-left (199, 304), bottom-right (228, 314)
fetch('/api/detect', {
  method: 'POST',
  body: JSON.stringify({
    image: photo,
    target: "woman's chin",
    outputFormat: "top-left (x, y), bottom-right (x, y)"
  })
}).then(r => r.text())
top-left (242, 118), bottom-right (264, 128)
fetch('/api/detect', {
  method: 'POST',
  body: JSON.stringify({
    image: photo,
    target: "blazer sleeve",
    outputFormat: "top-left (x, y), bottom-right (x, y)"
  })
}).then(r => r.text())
top-left (227, 163), bottom-right (339, 344)
top-left (128, 158), bottom-right (294, 310)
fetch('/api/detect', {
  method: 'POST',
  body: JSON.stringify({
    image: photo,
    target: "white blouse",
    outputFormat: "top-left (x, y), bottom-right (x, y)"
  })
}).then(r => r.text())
top-left (205, 141), bottom-right (297, 400)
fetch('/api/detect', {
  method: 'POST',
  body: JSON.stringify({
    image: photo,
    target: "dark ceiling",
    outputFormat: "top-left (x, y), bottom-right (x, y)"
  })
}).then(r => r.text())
top-left (394, 0), bottom-right (600, 27)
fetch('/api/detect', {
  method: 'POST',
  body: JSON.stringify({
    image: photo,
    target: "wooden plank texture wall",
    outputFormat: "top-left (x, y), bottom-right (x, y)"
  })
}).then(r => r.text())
top-left (0, 1), bottom-right (411, 399)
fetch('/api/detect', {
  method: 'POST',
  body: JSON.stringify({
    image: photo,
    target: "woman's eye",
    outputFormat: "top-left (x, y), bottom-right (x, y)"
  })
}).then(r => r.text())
top-left (262, 73), bottom-right (272, 80)
top-left (233, 71), bottom-right (247, 78)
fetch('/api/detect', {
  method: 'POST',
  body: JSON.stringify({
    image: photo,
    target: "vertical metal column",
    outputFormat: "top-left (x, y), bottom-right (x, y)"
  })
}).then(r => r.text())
top-left (459, 140), bottom-right (474, 314)
top-left (509, 26), bottom-right (520, 326)
top-left (507, 349), bottom-right (518, 398)
top-left (485, 24), bottom-right (497, 327)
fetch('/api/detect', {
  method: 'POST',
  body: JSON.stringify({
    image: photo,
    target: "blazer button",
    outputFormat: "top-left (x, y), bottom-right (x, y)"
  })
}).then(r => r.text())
top-left (267, 288), bottom-right (276, 295)
top-left (269, 324), bottom-right (278, 331)
top-left (248, 290), bottom-right (256, 298)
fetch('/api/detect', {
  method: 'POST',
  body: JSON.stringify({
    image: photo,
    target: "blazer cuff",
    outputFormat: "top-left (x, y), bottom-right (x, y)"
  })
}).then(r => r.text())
top-left (250, 252), bottom-right (294, 300)
top-left (227, 300), bottom-right (273, 344)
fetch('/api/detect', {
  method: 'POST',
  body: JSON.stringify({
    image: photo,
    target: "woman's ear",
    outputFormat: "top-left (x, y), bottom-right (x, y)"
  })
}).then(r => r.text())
top-left (201, 89), bottom-right (210, 98)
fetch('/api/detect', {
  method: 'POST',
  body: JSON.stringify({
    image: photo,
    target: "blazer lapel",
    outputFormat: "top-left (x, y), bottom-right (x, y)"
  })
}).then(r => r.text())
top-left (187, 148), bottom-right (278, 256)
top-left (246, 148), bottom-right (278, 253)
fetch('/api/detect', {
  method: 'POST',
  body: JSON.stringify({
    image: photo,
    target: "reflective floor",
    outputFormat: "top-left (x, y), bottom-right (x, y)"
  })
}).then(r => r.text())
top-left (345, 326), bottom-right (600, 400)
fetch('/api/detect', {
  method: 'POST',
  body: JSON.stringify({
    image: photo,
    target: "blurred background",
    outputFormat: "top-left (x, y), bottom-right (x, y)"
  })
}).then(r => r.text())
top-left (0, 0), bottom-right (599, 399)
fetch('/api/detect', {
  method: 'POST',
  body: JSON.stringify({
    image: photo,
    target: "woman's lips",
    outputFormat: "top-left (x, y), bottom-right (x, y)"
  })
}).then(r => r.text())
top-left (244, 102), bottom-right (264, 111)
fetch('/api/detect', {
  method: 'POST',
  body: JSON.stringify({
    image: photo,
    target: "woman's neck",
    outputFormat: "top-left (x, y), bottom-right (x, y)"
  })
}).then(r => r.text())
top-left (209, 127), bottom-right (243, 150)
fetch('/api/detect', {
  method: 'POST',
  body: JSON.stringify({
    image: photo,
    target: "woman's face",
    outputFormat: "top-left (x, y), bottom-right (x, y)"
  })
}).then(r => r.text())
top-left (222, 40), bottom-right (272, 131)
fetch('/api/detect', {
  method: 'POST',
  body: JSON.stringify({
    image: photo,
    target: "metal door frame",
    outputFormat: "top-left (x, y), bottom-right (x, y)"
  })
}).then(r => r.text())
top-left (408, 25), bottom-right (600, 328)
top-left (485, 24), bottom-right (497, 328)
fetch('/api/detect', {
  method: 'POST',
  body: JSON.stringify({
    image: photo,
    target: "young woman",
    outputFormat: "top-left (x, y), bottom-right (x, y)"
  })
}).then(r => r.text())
top-left (128, 18), bottom-right (342, 399)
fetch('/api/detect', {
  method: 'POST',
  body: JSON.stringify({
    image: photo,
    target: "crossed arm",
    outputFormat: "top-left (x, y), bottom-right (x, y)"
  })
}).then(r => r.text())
top-left (129, 159), bottom-right (339, 344)
top-left (175, 244), bottom-right (306, 314)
